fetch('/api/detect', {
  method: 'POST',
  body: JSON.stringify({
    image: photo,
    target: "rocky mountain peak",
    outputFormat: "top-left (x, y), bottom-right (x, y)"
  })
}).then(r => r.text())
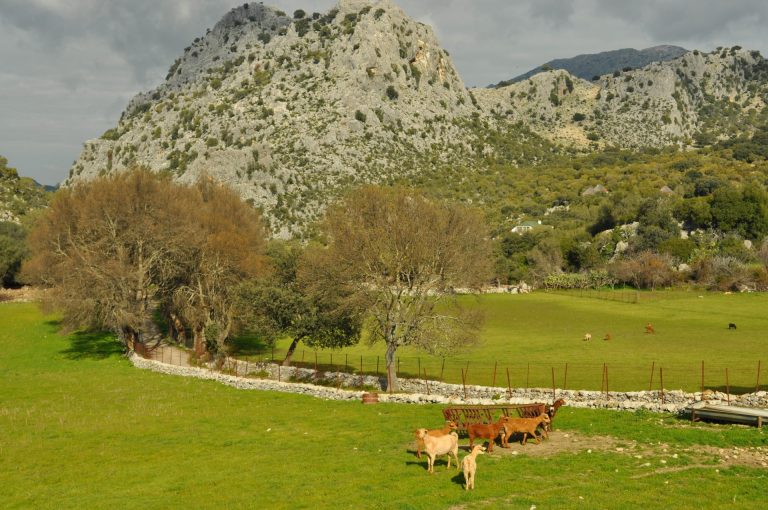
top-left (68, 1), bottom-right (767, 239)
top-left (71, 0), bottom-right (487, 237)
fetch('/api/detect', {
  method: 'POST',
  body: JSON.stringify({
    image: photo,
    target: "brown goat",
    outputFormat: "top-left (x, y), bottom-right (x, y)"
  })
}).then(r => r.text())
top-left (502, 413), bottom-right (550, 446)
top-left (467, 416), bottom-right (510, 453)
top-left (540, 398), bottom-right (566, 434)
top-left (547, 398), bottom-right (566, 421)
top-left (414, 421), bottom-right (458, 459)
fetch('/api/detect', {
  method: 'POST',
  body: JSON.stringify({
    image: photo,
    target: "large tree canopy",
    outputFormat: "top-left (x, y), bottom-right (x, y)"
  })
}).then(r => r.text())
top-left (235, 240), bottom-right (362, 366)
top-left (23, 168), bottom-right (268, 352)
top-left (303, 186), bottom-right (492, 391)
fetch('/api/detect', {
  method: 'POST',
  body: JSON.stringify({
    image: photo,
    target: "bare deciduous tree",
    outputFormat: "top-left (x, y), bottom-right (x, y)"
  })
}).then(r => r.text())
top-left (303, 186), bottom-right (492, 392)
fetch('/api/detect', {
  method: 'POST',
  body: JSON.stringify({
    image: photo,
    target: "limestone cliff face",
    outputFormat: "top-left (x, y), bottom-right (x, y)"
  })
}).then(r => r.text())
top-left (68, 0), bottom-right (768, 237)
top-left (70, 0), bottom-right (492, 237)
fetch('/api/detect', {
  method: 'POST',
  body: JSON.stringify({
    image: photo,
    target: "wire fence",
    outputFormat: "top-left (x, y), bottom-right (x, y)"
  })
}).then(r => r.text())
top-left (139, 344), bottom-right (765, 396)
top-left (543, 288), bottom-right (701, 304)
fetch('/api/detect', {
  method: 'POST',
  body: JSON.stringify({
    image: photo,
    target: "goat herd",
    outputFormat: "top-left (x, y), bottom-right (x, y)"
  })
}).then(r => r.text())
top-left (414, 399), bottom-right (566, 490)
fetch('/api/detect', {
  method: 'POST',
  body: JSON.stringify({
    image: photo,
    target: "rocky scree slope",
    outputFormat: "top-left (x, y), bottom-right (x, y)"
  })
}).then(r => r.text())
top-left (475, 47), bottom-right (768, 150)
top-left (68, 0), bottom-right (548, 237)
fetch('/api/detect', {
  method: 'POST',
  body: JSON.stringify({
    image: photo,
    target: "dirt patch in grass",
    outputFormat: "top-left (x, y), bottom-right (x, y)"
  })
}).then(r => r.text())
top-left (488, 430), bottom-right (620, 457)
top-left (486, 430), bottom-right (768, 471)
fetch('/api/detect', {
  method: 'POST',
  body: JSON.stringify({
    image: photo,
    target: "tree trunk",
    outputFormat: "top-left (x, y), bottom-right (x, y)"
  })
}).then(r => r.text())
top-left (385, 341), bottom-right (398, 392)
top-left (121, 326), bottom-right (138, 352)
top-left (193, 327), bottom-right (206, 357)
top-left (168, 312), bottom-right (187, 345)
top-left (282, 337), bottom-right (301, 367)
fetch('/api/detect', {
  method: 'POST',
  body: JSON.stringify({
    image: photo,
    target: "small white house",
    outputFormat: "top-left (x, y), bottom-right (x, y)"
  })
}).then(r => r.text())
top-left (511, 220), bottom-right (552, 234)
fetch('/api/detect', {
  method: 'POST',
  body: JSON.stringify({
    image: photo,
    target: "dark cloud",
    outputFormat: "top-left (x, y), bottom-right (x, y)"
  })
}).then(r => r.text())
top-left (1, 0), bottom-right (767, 185)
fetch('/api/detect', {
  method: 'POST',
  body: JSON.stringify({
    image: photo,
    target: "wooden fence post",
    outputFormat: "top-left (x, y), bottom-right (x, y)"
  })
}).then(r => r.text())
top-left (423, 369), bottom-right (430, 395)
top-left (440, 358), bottom-right (445, 381)
top-left (701, 360), bottom-right (705, 396)
top-left (492, 361), bottom-right (498, 387)
top-left (648, 361), bottom-right (655, 392)
top-left (601, 363), bottom-right (605, 396)
top-left (506, 367), bottom-right (512, 399)
top-left (660, 367), bottom-right (665, 405)
top-left (461, 368), bottom-right (468, 400)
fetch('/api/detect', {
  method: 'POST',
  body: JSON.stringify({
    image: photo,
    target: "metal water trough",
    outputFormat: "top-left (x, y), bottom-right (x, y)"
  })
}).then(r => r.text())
top-left (688, 401), bottom-right (768, 427)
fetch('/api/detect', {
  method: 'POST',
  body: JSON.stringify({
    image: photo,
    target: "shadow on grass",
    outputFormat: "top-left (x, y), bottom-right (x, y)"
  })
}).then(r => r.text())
top-left (60, 329), bottom-right (123, 360)
top-left (228, 334), bottom-right (271, 356)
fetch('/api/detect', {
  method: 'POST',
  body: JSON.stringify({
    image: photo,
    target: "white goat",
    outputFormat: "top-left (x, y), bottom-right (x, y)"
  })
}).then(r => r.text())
top-left (415, 428), bottom-right (459, 474)
top-left (461, 445), bottom-right (485, 490)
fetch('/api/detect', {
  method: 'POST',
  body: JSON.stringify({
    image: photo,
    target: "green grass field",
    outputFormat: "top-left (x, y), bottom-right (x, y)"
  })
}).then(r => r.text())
top-left (263, 290), bottom-right (768, 392)
top-left (2, 301), bottom-right (768, 509)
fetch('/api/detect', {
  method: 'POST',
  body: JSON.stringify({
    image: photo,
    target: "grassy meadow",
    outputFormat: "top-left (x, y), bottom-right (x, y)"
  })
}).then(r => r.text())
top-left (2, 301), bottom-right (768, 509)
top-left (264, 290), bottom-right (768, 393)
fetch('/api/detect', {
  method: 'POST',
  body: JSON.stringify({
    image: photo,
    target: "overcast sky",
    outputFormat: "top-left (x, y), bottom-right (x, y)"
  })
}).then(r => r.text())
top-left (2, 0), bottom-right (767, 185)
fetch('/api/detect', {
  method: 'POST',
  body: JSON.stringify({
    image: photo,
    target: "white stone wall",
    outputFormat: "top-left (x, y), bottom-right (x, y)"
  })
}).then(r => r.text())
top-left (130, 353), bottom-right (768, 413)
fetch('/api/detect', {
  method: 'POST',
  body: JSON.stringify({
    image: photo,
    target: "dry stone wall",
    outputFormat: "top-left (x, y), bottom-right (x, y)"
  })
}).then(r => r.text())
top-left (130, 353), bottom-right (768, 413)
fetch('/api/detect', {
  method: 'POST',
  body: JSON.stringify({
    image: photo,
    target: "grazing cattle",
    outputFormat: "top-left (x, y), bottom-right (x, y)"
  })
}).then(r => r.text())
top-left (583, 333), bottom-right (592, 341)
top-left (644, 323), bottom-right (655, 334)
top-left (461, 445), bottom-right (485, 490)
top-left (728, 323), bottom-right (737, 330)
top-left (603, 333), bottom-right (612, 341)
